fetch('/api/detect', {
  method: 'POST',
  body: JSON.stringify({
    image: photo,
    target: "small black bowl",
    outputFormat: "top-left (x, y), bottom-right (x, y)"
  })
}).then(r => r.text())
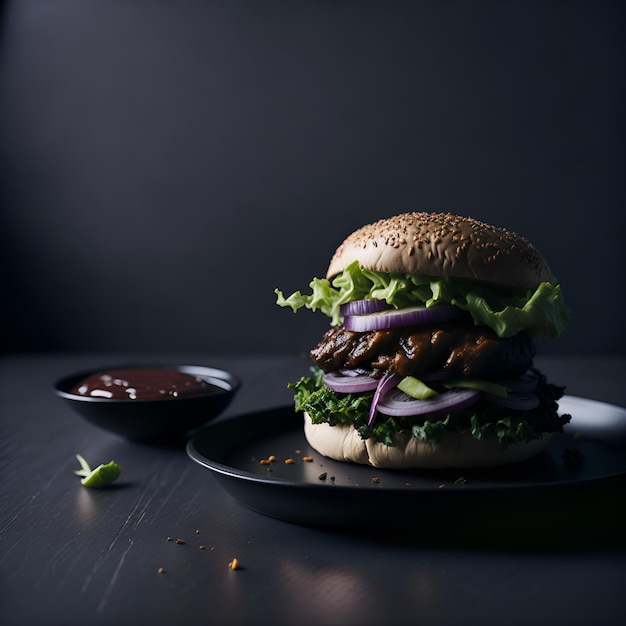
top-left (53, 364), bottom-right (241, 444)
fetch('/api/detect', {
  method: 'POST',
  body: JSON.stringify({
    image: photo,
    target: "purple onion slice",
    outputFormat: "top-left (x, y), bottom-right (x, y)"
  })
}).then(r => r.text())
top-left (343, 305), bottom-right (462, 332)
top-left (339, 299), bottom-right (393, 317)
top-left (368, 372), bottom-right (402, 426)
top-left (376, 387), bottom-right (480, 418)
top-left (323, 371), bottom-right (379, 394)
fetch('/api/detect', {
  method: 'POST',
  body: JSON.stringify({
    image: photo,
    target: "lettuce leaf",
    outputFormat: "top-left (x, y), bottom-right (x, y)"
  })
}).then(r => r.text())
top-left (275, 261), bottom-right (570, 338)
top-left (289, 368), bottom-right (570, 448)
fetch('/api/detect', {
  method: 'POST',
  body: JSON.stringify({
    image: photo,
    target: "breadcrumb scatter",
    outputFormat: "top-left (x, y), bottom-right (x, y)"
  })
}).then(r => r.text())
top-left (228, 558), bottom-right (240, 570)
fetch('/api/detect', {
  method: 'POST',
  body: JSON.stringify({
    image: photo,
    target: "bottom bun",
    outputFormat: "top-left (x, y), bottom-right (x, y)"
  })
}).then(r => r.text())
top-left (303, 413), bottom-right (552, 469)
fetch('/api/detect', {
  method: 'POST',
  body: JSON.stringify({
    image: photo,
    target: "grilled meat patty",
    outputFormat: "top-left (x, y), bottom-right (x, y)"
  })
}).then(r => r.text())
top-left (310, 319), bottom-right (536, 380)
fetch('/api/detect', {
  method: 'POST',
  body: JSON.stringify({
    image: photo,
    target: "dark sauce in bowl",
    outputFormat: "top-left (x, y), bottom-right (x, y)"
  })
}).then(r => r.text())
top-left (70, 368), bottom-right (226, 401)
top-left (55, 364), bottom-right (240, 443)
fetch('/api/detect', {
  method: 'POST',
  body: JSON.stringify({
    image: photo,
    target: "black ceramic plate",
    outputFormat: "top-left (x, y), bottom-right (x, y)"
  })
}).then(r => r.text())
top-left (187, 396), bottom-right (626, 527)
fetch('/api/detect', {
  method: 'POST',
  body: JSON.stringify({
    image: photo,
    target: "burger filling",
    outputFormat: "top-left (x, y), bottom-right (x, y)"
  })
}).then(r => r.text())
top-left (290, 364), bottom-right (568, 448)
top-left (277, 262), bottom-right (571, 449)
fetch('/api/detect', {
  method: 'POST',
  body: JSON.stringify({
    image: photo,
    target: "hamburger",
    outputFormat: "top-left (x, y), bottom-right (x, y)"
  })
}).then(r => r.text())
top-left (275, 212), bottom-right (571, 469)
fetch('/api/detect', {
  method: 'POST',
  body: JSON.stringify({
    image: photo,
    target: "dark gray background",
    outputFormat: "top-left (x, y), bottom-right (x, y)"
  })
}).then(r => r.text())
top-left (1, 0), bottom-right (624, 356)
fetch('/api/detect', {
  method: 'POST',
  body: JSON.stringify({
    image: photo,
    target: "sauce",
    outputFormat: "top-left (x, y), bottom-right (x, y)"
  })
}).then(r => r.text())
top-left (70, 368), bottom-right (225, 401)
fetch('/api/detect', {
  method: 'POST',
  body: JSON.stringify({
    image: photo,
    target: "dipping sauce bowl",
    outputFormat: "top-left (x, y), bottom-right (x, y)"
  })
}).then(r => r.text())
top-left (53, 364), bottom-right (241, 444)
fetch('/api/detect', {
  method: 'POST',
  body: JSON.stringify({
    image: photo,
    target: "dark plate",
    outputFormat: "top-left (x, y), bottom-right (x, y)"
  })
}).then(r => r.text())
top-left (187, 396), bottom-right (626, 529)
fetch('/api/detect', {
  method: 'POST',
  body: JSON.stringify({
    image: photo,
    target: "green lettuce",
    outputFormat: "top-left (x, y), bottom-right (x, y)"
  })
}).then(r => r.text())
top-left (275, 261), bottom-right (570, 338)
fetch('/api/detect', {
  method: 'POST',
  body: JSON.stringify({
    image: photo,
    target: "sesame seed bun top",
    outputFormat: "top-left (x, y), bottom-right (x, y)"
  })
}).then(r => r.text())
top-left (326, 212), bottom-right (553, 292)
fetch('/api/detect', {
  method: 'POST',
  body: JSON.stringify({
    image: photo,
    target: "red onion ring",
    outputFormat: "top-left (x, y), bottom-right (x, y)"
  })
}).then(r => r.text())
top-left (376, 387), bottom-right (480, 418)
top-left (343, 305), bottom-right (462, 332)
top-left (323, 371), bottom-right (379, 394)
top-left (368, 372), bottom-right (402, 426)
top-left (339, 299), bottom-right (392, 316)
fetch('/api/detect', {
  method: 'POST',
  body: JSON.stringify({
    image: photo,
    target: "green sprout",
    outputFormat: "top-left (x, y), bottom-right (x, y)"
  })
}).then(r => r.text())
top-left (74, 453), bottom-right (121, 488)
